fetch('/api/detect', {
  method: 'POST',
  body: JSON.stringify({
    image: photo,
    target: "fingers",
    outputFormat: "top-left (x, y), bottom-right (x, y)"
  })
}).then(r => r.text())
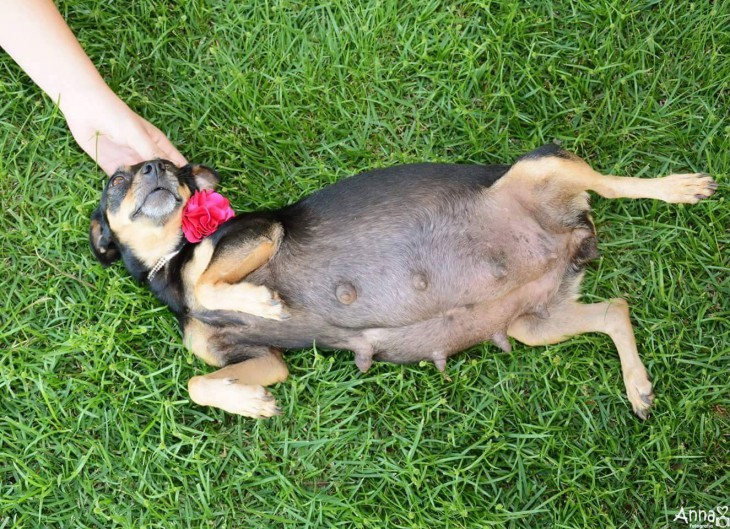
top-left (69, 109), bottom-right (186, 174)
top-left (128, 119), bottom-right (181, 166)
top-left (98, 155), bottom-right (124, 177)
top-left (144, 120), bottom-right (188, 167)
top-left (85, 135), bottom-right (140, 176)
top-left (125, 118), bottom-right (183, 167)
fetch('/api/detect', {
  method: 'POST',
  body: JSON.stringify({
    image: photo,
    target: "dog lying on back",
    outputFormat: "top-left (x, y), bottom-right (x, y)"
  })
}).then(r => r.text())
top-left (89, 144), bottom-right (716, 419)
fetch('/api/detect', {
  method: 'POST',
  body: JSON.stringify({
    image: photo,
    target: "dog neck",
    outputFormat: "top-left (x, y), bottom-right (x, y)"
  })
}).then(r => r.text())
top-left (147, 248), bottom-right (182, 281)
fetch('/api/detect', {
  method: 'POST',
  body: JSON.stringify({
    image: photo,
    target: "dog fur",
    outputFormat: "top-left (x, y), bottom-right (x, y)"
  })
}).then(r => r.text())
top-left (89, 145), bottom-right (717, 419)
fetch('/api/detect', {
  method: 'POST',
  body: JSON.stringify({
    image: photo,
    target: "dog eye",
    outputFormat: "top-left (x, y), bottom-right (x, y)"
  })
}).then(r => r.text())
top-left (111, 175), bottom-right (126, 186)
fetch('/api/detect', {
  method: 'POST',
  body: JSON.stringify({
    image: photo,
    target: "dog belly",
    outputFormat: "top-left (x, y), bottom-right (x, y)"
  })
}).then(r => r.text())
top-left (354, 263), bottom-right (566, 364)
top-left (201, 208), bottom-right (584, 369)
top-left (207, 231), bottom-right (577, 368)
top-left (240, 164), bottom-right (596, 367)
top-left (211, 257), bottom-right (566, 369)
top-left (263, 203), bottom-right (569, 333)
top-left (362, 305), bottom-right (504, 364)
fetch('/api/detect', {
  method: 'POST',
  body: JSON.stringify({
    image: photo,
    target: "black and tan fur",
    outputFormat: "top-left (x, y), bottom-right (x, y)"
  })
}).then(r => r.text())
top-left (89, 145), bottom-right (717, 419)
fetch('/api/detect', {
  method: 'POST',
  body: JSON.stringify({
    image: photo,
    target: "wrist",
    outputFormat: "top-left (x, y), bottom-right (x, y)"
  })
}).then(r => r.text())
top-left (59, 83), bottom-right (125, 120)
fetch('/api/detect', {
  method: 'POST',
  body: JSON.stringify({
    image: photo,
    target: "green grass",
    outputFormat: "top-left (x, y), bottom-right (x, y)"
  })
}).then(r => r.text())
top-left (1, 0), bottom-right (728, 527)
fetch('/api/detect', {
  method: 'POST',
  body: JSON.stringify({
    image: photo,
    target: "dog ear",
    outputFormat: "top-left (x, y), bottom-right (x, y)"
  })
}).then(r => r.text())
top-left (89, 207), bottom-right (120, 266)
top-left (180, 164), bottom-right (221, 192)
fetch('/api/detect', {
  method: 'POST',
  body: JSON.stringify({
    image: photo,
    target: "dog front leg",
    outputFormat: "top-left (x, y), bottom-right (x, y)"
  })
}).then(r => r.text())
top-left (187, 346), bottom-right (290, 418)
top-left (508, 298), bottom-right (654, 419)
top-left (183, 319), bottom-right (289, 417)
top-left (187, 224), bottom-right (288, 320)
top-left (196, 282), bottom-right (288, 320)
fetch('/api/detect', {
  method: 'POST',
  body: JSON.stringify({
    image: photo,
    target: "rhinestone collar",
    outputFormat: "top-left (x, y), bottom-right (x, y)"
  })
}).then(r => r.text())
top-left (147, 250), bottom-right (180, 281)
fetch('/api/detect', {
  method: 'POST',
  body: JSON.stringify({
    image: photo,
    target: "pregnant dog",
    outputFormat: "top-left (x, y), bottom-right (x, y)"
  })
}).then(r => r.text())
top-left (89, 144), bottom-right (717, 419)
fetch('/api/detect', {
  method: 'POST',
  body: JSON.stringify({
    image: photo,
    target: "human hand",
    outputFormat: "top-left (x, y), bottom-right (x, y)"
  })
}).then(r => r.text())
top-left (63, 91), bottom-right (187, 176)
top-left (0, 0), bottom-right (187, 176)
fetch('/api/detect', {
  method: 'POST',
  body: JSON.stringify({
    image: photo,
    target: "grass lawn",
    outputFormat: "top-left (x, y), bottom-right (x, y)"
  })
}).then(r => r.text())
top-left (1, 0), bottom-right (728, 527)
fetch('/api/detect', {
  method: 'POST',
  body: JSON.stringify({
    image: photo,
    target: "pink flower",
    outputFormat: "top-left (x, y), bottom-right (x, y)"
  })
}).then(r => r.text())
top-left (181, 190), bottom-right (235, 243)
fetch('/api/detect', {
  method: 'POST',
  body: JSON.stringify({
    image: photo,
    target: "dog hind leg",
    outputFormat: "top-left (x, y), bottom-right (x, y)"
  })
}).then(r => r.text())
top-left (504, 144), bottom-right (716, 204)
top-left (507, 298), bottom-right (654, 419)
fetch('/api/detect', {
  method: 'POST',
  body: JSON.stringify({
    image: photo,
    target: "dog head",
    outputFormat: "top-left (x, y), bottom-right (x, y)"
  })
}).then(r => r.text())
top-left (89, 160), bottom-right (220, 274)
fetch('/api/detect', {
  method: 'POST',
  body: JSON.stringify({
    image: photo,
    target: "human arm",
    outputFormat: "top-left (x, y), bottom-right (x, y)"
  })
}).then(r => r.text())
top-left (0, 0), bottom-right (186, 175)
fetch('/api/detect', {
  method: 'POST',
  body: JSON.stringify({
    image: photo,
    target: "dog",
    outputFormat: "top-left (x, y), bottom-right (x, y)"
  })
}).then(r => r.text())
top-left (89, 144), bottom-right (717, 419)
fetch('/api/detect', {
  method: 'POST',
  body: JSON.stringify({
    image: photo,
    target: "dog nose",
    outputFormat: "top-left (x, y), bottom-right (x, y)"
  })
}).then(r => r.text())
top-left (141, 160), bottom-right (166, 178)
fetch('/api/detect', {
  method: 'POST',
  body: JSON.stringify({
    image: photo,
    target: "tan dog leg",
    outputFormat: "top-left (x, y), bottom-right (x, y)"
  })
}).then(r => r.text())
top-left (589, 171), bottom-right (716, 203)
top-left (187, 349), bottom-right (289, 418)
top-left (502, 148), bottom-right (717, 204)
top-left (187, 225), bottom-right (288, 320)
top-left (508, 298), bottom-right (654, 419)
top-left (196, 282), bottom-right (287, 320)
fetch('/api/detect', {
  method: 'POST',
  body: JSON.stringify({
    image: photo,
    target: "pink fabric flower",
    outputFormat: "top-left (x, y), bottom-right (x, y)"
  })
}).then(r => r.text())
top-left (181, 190), bottom-right (235, 243)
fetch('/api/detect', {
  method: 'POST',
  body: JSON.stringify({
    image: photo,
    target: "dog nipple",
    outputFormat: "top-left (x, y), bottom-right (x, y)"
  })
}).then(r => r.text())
top-left (432, 351), bottom-right (447, 372)
top-left (532, 303), bottom-right (550, 319)
top-left (412, 272), bottom-right (429, 291)
top-left (336, 282), bottom-right (357, 305)
top-left (354, 350), bottom-right (373, 373)
top-left (492, 264), bottom-right (508, 279)
top-left (492, 331), bottom-right (512, 353)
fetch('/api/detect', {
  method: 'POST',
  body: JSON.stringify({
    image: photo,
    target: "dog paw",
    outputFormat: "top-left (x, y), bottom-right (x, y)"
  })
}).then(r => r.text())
top-left (189, 377), bottom-right (282, 418)
top-left (657, 173), bottom-right (718, 204)
top-left (253, 288), bottom-right (290, 321)
top-left (197, 282), bottom-right (290, 320)
top-left (624, 370), bottom-right (654, 420)
top-left (221, 381), bottom-right (282, 418)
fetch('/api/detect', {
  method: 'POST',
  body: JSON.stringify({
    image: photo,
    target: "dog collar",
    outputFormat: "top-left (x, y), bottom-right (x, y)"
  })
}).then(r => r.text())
top-left (147, 250), bottom-right (181, 281)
